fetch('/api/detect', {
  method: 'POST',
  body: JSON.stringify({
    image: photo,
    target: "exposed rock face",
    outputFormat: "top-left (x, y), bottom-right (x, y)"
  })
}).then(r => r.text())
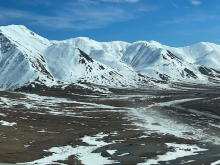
top-left (101, 150), bottom-right (112, 157)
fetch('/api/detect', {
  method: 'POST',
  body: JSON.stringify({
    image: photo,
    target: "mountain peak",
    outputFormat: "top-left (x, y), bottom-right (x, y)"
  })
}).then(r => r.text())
top-left (149, 40), bottom-right (162, 46)
top-left (0, 24), bottom-right (29, 33)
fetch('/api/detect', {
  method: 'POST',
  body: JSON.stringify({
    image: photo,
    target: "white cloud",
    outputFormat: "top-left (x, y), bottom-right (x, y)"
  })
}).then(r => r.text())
top-left (190, 0), bottom-right (202, 6)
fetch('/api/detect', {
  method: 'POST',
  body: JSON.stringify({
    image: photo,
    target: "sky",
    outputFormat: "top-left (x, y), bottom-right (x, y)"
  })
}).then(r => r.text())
top-left (0, 0), bottom-right (220, 47)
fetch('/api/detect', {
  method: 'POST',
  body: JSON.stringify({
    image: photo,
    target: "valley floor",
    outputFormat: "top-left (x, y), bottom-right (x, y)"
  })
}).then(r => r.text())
top-left (0, 86), bottom-right (220, 165)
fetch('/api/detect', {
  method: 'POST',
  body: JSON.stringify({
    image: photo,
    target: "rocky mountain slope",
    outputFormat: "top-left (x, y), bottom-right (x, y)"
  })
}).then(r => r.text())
top-left (0, 25), bottom-right (220, 90)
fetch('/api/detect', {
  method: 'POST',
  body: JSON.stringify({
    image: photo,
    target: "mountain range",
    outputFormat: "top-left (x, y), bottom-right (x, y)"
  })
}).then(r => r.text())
top-left (1, 25), bottom-right (220, 91)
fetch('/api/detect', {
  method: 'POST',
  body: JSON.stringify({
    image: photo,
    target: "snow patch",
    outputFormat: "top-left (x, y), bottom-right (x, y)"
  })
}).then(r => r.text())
top-left (211, 160), bottom-right (220, 165)
top-left (0, 120), bottom-right (16, 126)
top-left (22, 132), bottom-right (116, 165)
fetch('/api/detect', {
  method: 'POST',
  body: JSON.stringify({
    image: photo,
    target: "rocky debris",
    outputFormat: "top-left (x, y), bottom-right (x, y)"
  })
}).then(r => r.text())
top-left (101, 150), bottom-right (112, 157)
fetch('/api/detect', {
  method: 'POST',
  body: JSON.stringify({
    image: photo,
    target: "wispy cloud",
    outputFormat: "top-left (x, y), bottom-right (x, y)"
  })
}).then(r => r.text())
top-left (164, 26), bottom-right (220, 39)
top-left (190, 0), bottom-right (202, 6)
top-left (0, 1), bottom-right (158, 30)
top-left (20, 0), bottom-right (53, 6)
top-left (161, 11), bottom-right (218, 25)
top-left (0, 8), bottom-right (33, 22)
top-left (101, 0), bottom-right (139, 3)
top-left (171, 2), bottom-right (179, 9)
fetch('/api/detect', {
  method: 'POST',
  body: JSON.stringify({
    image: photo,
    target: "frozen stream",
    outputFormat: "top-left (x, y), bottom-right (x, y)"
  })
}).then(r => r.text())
top-left (129, 98), bottom-right (220, 164)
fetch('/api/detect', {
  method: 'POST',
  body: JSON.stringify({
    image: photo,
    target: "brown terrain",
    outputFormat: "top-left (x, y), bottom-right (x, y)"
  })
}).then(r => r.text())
top-left (0, 84), bottom-right (220, 165)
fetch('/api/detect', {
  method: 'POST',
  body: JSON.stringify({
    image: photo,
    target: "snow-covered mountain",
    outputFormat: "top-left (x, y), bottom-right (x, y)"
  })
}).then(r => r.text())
top-left (56, 36), bottom-right (220, 84)
top-left (0, 25), bottom-right (220, 90)
top-left (0, 25), bottom-right (152, 90)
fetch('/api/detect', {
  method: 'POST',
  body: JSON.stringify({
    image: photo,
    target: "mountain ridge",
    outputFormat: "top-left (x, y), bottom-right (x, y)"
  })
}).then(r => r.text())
top-left (1, 25), bottom-right (220, 91)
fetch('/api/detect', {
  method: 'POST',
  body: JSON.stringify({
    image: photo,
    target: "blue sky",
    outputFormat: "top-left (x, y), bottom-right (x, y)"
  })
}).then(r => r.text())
top-left (0, 0), bottom-right (219, 46)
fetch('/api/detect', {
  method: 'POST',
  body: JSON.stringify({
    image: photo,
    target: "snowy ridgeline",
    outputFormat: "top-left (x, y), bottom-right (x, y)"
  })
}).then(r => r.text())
top-left (1, 25), bottom-right (220, 90)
